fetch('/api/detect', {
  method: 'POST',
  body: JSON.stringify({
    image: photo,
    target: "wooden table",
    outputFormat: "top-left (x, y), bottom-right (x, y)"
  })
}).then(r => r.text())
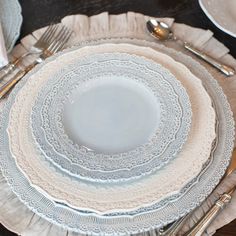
top-left (1, 0), bottom-right (235, 235)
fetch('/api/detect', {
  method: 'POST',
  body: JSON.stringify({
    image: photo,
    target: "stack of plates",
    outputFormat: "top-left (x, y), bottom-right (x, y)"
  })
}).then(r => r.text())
top-left (0, 42), bottom-right (234, 235)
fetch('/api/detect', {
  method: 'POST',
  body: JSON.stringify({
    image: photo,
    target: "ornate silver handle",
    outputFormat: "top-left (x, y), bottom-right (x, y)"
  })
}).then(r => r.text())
top-left (0, 58), bottom-right (20, 81)
top-left (184, 188), bottom-right (235, 236)
top-left (0, 62), bottom-right (16, 80)
top-left (184, 42), bottom-right (235, 77)
top-left (0, 63), bottom-right (36, 99)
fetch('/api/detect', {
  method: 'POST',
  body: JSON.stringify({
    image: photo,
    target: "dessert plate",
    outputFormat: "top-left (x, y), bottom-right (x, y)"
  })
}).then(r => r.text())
top-left (31, 53), bottom-right (192, 182)
top-left (0, 42), bottom-right (233, 235)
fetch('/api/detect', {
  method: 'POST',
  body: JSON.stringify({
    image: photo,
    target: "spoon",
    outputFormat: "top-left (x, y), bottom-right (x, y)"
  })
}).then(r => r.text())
top-left (146, 19), bottom-right (235, 77)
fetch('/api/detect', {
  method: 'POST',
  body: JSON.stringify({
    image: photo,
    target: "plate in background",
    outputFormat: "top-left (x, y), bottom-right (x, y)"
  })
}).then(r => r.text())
top-left (199, 0), bottom-right (236, 38)
top-left (0, 0), bottom-right (22, 52)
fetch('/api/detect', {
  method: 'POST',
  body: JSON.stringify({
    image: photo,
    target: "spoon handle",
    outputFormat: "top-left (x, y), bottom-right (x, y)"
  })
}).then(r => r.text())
top-left (184, 42), bottom-right (235, 77)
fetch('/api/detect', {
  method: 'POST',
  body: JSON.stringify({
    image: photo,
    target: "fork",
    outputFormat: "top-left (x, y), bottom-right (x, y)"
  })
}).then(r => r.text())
top-left (0, 24), bottom-right (59, 81)
top-left (0, 25), bottom-right (72, 99)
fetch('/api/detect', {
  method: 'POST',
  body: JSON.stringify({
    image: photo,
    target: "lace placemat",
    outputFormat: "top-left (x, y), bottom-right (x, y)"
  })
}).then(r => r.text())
top-left (0, 12), bottom-right (235, 236)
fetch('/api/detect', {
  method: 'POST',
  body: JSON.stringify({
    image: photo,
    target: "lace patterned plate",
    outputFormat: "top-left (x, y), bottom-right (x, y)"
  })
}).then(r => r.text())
top-left (0, 0), bottom-right (22, 52)
top-left (0, 41), bottom-right (233, 235)
top-left (31, 53), bottom-right (191, 183)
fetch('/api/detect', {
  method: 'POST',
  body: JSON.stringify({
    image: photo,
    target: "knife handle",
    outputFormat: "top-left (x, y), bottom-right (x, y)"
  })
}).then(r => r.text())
top-left (184, 42), bottom-right (235, 77)
top-left (185, 190), bottom-right (234, 236)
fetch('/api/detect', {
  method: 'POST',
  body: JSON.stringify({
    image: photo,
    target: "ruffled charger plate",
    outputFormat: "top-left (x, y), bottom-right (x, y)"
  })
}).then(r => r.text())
top-left (30, 52), bottom-right (192, 183)
top-left (0, 42), bottom-right (234, 235)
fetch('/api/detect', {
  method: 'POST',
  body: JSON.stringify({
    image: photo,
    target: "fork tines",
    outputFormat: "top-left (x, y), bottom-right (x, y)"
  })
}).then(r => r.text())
top-left (46, 25), bottom-right (73, 54)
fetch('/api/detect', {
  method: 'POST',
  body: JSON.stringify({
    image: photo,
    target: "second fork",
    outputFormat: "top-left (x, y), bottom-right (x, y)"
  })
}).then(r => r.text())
top-left (0, 24), bottom-right (59, 81)
top-left (0, 25), bottom-right (72, 99)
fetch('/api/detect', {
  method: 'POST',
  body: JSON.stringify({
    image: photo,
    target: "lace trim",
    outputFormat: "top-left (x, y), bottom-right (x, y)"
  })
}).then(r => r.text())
top-left (31, 53), bottom-right (191, 182)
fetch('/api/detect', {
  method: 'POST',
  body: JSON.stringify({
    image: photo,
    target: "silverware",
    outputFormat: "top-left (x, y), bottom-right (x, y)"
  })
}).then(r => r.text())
top-left (184, 148), bottom-right (236, 236)
top-left (0, 24), bottom-right (59, 81)
top-left (146, 19), bottom-right (235, 77)
top-left (0, 25), bottom-right (72, 99)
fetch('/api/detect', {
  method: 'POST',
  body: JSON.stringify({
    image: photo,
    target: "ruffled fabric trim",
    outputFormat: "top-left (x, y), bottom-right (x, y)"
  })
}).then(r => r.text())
top-left (0, 12), bottom-right (235, 236)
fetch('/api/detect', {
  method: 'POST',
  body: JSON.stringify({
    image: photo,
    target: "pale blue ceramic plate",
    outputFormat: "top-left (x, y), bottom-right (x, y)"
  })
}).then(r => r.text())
top-left (30, 52), bottom-right (192, 183)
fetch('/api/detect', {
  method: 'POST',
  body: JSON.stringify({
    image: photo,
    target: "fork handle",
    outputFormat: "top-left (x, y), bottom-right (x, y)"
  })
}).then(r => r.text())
top-left (0, 63), bottom-right (35, 99)
top-left (0, 58), bottom-right (20, 81)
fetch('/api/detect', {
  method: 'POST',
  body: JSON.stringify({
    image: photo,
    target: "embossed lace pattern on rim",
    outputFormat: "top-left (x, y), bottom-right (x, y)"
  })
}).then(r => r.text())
top-left (31, 53), bottom-right (192, 182)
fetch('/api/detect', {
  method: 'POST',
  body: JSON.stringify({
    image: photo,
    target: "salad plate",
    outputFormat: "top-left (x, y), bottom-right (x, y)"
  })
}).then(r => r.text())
top-left (0, 41), bottom-right (233, 235)
top-left (31, 52), bottom-right (192, 182)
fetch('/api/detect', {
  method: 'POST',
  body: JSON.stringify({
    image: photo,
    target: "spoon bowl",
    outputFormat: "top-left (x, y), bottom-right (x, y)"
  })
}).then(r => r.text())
top-left (146, 19), bottom-right (172, 40)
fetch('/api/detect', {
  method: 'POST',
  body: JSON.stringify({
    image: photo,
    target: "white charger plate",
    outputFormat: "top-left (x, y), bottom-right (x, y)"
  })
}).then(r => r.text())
top-left (31, 52), bottom-right (191, 183)
top-left (0, 41), bottom-right (233, 235)
top-left (0, 0), bottom-right (22, 52)
top-left (199, 0), bottom-right (236, 38)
